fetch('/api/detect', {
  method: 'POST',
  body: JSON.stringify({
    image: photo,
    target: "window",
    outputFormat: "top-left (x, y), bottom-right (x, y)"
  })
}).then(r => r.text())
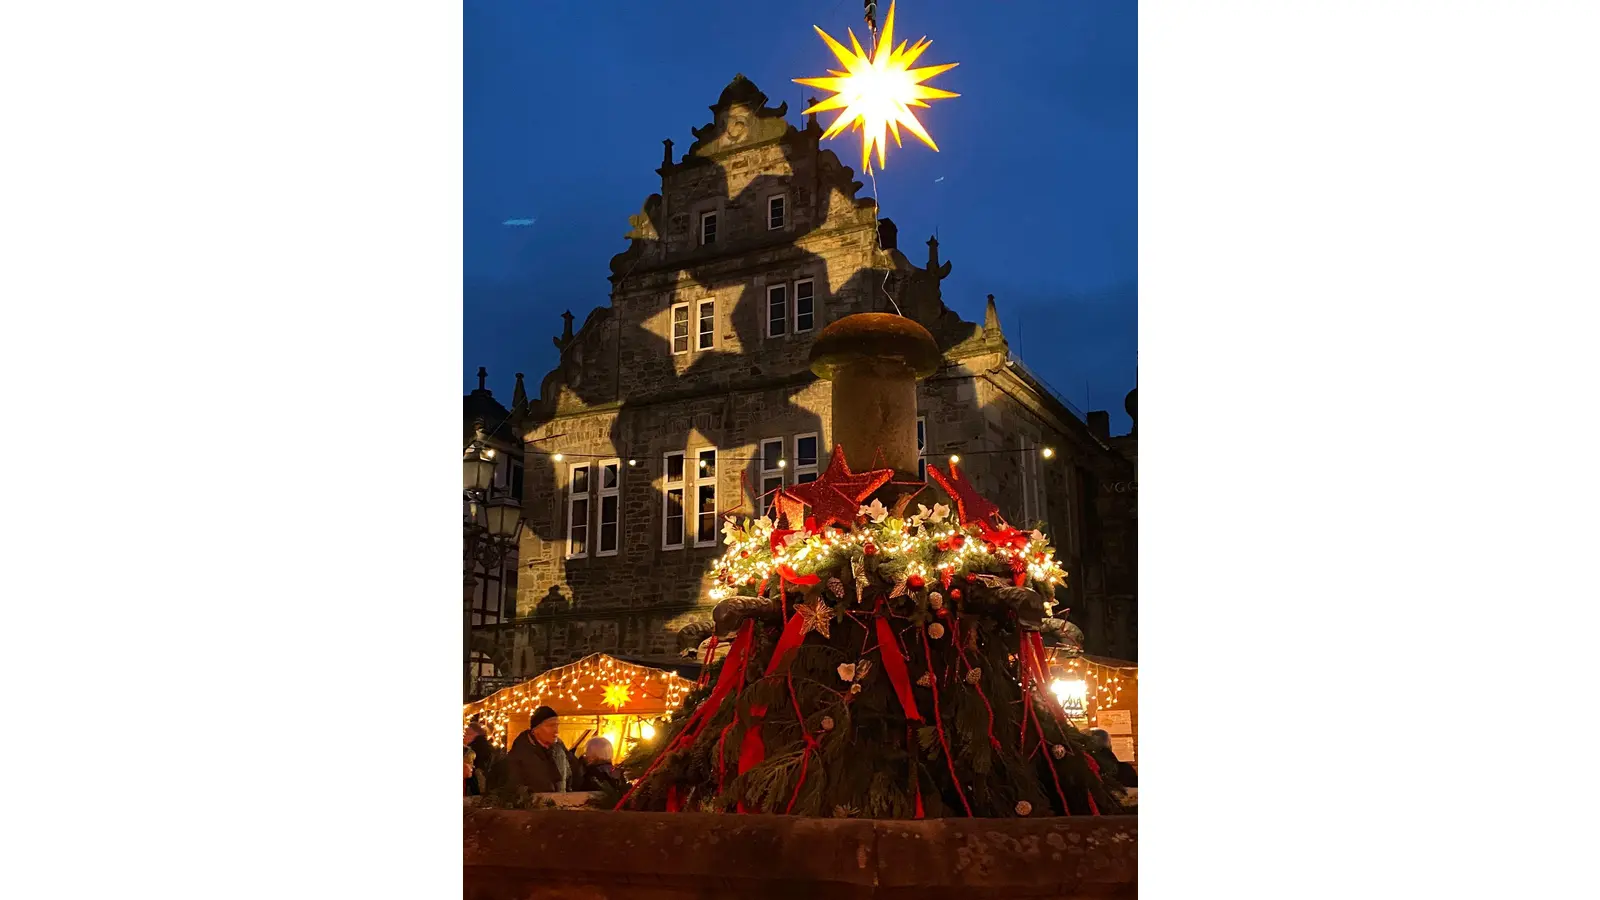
top-left (472, 565), bottom-right (501, 626)
top-left (500, 563), bottom-right (518, 620)
top-left (566, 463), bottom-right (590, 558)
top-left (766, 284), bottom-right (788, 338)
top-left (793, 433), bottom-right (819, 484)
top-left (662, 452), bottom-right (685, 550)
top-left (694, 448), bottom-right (718, 547)
top-left (510, 458), bottom-right (524, 501)
top-left (794, 279), bottom-right (815, 333)
top-left (696, 299), bottom-right (715, 351)
top-left (700, 212), bottom-right (718, 246)
top-left (916, 416), bottom-right (927, 481)
top-left (671, 303), bottom-right (690, 354)
top-left (598, 458), bottom-right (620, 557)
top-left (758, 438), bottom-right (785, 516)
top-left (767, 195), bottom-right (786, 230)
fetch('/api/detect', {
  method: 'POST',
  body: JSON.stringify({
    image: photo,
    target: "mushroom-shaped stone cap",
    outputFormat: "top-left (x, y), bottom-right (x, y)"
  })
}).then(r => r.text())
top-left (809, 313), bottom-right (941, 380)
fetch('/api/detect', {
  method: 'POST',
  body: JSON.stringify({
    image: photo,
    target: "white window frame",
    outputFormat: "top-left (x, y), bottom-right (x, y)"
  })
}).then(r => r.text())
top-left (766, 283), bottom-right (788, 338)
top-left (758, 437), bottom-right (785, 517)
top-left (700, 211), bottom-right (718, 246)
top-left (696, 298), bottom-right (716, 351)
top-left (693, 447), bottom-right (719, 548)
top-left (767, 193), bottom-right (787, 230)
top-left (916, 416), bottom-right (927, 481)
top-left (670, 302), bottom-right (690, 355)
top-left (793, 278), bottom-right (816, 333)
top-left (662, 452), bottom-right (686, 551)
top-left (792, 432), bottom-right (819, 484)
top-left (597, 458), bottom-right (621, 557)
top-left (566, 462), bottom-right (591, 559)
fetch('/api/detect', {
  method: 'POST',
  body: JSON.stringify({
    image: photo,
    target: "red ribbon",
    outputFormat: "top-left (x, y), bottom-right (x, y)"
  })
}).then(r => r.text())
top-left (875, 614), bottom-right (923, 721)
top-left (736, 611), bottom-right (812, 809)
top-left (615, 619), bottom-right (754, 810)
top-left (920, 627), bottom-right (972, 817)
top-left (777, 565), bottom-right (819, 586)
top-left (666, 786), bottom-right (681, 812)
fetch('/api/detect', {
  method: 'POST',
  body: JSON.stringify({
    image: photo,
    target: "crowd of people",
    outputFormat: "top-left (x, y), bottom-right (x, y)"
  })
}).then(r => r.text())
top-left (464, 707), bottom-right (1135, 801)
top-left (464, 705), bottom-right (626, 797)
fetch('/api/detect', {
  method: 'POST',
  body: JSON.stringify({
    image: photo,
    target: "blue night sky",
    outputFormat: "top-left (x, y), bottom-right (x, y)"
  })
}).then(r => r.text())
top-left (465, 0), bottom-right (1136, 434)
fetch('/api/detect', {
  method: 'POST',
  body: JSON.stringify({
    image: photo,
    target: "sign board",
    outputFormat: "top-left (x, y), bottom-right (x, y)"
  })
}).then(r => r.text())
top-left (1111, 735), bottom-right (1136, 762)
top-left (1098, 709), bottom-right (1133, 734)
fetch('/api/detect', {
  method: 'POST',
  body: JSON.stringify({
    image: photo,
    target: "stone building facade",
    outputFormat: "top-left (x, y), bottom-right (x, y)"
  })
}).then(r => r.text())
top-left (476, 76), bottom-right (1137, 682)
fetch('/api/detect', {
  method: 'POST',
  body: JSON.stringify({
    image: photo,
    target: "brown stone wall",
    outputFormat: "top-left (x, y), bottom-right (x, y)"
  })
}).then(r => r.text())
top-left (464, 809), bottom-right (1137, 900)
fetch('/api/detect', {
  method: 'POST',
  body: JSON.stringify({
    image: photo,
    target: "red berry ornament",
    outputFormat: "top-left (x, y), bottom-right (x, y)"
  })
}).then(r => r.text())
top-left (864, 542), bottom-right (878, 556)
top-left (908, 573), bottom-right (925, 589)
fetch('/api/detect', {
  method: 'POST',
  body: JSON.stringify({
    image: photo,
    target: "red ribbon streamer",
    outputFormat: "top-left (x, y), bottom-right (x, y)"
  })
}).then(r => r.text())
top-left (777, 565), bottom-right (820, 586)
top-left (736, 611), bottom-right (812, 809)
top-left (875, 614), bottom-right (923, 721)
top-left (614, 619), bottom-right (754, 810)
top-left (920, 627), bottom-right (973, 817)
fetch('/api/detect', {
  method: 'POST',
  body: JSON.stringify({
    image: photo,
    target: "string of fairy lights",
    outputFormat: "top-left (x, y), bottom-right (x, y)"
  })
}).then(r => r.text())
top-left (1045, 654), bottom-right (1137, 727)
top-left (507, 445), bottom-right (1059, 471)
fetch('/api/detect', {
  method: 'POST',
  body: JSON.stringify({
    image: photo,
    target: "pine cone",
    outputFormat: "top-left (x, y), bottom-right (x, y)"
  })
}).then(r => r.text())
top-left (916, 672), bottom-right (932, 687)
top-left (1052, 744), bottom-right (1067, 759)
top-left (927, 622), bottom-right (946, 640)
top-left (928, 592), bottom-right (944, 610)
top-left (1015, 801), bottom-right (1032, 816)
top-left (965, 668), bottom-right (982, 685)
top-left (821, 716), bottom-right (836, 731)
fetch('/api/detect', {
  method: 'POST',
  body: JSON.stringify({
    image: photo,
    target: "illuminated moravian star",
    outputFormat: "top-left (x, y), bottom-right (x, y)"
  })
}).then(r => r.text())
top-left (794, 0), bottom-right (958, 172)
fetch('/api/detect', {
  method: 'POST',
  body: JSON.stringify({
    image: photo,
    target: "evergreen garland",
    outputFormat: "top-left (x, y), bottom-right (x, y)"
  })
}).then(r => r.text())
top-left (617, 496), bottom-right (1130, 819)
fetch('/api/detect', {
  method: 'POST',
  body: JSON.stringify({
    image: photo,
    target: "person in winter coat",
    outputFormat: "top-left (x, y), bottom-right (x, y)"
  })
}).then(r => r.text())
top-left (1089, 728), bottom-right (1137, 788)
top-left (492, 706), bottom-right (573, 794)
top-left (464, 720), bottom-right (499, 796)
top-left (577, 737), bottom-right (626, 792)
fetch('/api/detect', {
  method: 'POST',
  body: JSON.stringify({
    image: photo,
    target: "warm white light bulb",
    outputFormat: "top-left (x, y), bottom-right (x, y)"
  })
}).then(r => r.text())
top-left (553, 452), bottom-right (564, 462)
top-left (949, 454), bottom-right (960, 464)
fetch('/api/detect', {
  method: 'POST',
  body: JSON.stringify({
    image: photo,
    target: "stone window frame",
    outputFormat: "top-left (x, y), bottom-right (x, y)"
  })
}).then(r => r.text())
top-left (757, 437), bottom-right (785, 517)
top-left (596, 458), bottom-right (621, 558)
top-left (765, 282), bottom-right (789, 339)
top-left (670, 302), bottom-right (691, 355)
top-left (662, 451), bottom-right (686, 551)
top-left (916, 416), bottom-right (928, 481)
top-left (793, 277), bottom-right (816, 333)
top-left (766, 192), bottom-right (788, 230)
top-left (566, 462), bottom-right (591, 559)
top-left (792, 433), bottom-right (820, 484)
top-left (693, 446), bottom-right (719, 548)
top-left (695, 297), bottom-right (716, 351)
top-left (471, 562), bottom-right (503, 627)
top-left (699, 210), bottom-right (719, 246)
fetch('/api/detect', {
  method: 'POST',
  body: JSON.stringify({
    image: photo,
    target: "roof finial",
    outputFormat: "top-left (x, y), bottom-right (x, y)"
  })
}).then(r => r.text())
top-left (476, 366), bottom-right (488, 392)
top-left (561, 310), bottom-right (574, 342)
top-left (512, 372), bottom-right (528, 410)
top-left (661, 138), bottom-right (674, 168)
top-left (984, 294), bottom-right (1001, 333)
top-left (927, 234), bottom-right (940, 270)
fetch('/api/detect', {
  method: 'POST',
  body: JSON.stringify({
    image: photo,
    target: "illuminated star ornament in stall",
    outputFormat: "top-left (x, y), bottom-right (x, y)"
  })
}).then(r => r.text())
top-left (602, 683), bottom-right (631, 710)
top-left (793, 1), bottom-right (959, 171)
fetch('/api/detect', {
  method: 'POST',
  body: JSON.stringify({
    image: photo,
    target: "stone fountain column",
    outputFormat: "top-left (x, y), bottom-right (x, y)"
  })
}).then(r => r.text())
top-left (808, 313), bottom-right (942, 484)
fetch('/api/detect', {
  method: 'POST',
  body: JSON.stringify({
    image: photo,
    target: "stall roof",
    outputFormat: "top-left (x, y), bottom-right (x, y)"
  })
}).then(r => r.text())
top-left (463, 652), bottom-right (695, 721)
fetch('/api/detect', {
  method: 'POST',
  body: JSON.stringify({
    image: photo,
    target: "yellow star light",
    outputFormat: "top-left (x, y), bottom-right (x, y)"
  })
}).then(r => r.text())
top-left (794, 1), bottom-right (959, 172)
top-left (602, 683), bottom-right (630, 710)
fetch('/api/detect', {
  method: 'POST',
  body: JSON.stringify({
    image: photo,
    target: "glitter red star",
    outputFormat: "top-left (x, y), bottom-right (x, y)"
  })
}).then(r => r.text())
top-left (770, 490), bottom-right (808, 530)
top-left (786, 445), bottom-right (894, 529)
top-left (926, 462), bottom-right (1003, 528)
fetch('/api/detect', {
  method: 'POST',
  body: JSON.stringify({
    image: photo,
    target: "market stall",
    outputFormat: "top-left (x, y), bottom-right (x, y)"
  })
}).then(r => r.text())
top-left (463, 653), bottom-right (695, 761)
top-left (1043, 650), bottom-right (1139, 769)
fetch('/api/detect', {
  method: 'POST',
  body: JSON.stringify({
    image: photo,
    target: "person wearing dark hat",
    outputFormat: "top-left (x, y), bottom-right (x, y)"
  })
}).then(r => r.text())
top-left (494, 706), bottom-right (573, 794)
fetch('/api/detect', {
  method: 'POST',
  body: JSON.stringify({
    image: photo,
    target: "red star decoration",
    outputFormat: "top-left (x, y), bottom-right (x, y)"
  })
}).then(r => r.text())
top-left (771, 490), bottom-right (808, 530)
top-left (786, 445), bottom-right (893, 529)
top-left (926, 462), bottom-right (1004, 528)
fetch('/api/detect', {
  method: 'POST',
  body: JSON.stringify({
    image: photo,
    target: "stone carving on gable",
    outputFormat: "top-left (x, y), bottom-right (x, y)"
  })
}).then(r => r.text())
top-left (610, 194), bottom-right (664, 276)
top-left (683, 74), bottom-right (790, 161)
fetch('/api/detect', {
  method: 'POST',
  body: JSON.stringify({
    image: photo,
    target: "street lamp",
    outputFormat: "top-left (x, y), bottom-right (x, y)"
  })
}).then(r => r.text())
top-left (464, 422), bottom-right (525, 701)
